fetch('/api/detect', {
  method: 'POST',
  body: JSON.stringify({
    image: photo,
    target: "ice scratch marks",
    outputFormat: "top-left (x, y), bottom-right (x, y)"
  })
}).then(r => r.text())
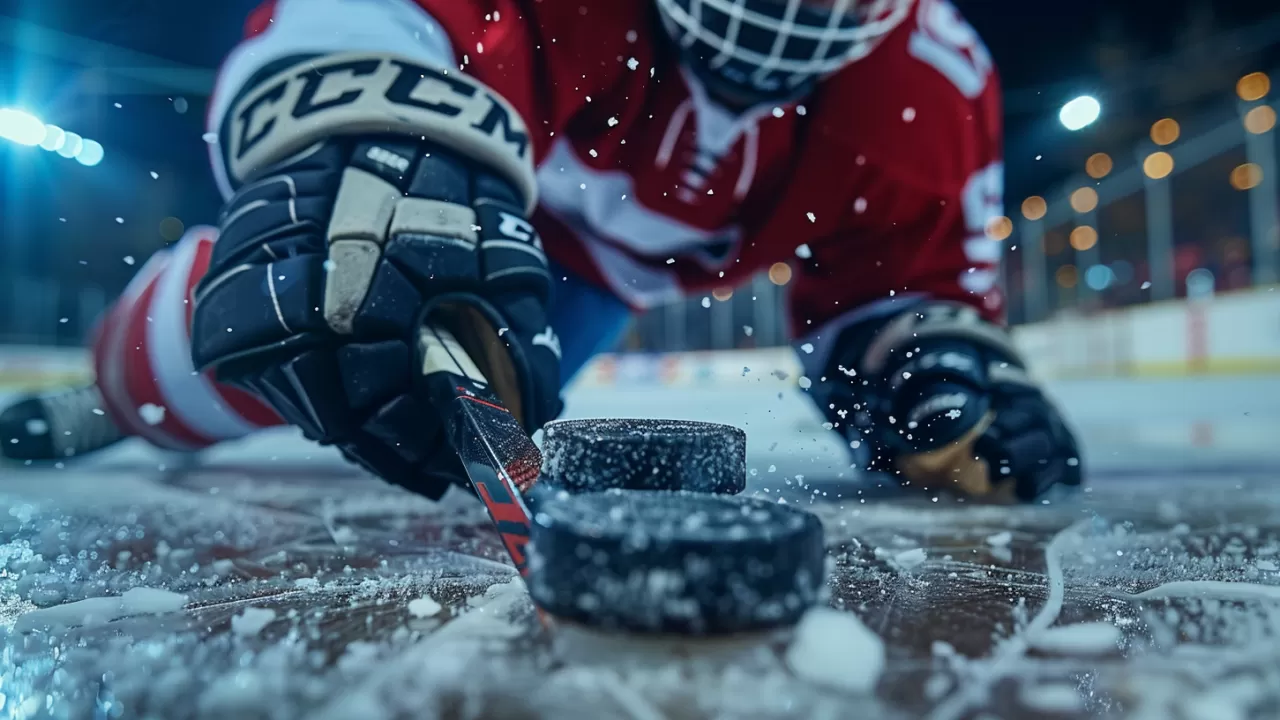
top-left (928, 519), bottom-right (1090, 720)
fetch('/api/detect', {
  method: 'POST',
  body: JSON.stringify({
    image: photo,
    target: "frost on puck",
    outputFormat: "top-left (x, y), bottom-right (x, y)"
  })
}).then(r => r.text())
top-left (541, 418), bottom-right (746, 495)
top-left (527, 490), bottom-right (825, 635)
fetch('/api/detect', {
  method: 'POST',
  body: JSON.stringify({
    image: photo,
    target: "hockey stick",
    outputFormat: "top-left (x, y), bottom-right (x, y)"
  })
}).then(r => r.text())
top-left (416, 323), bottom-right (544, 577)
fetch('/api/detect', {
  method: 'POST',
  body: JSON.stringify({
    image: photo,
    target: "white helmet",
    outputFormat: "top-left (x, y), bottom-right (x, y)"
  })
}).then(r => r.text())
top-left (655, 0), bottom-right (912, 102)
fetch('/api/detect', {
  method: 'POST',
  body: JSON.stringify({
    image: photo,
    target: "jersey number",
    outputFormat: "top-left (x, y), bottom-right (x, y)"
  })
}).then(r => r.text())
top-left (908, 0), bottom-right (993, 99)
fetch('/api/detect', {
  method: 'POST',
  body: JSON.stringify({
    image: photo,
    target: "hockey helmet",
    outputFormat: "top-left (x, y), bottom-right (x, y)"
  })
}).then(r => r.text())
top-left (655, 0), bottom-right (912, 103)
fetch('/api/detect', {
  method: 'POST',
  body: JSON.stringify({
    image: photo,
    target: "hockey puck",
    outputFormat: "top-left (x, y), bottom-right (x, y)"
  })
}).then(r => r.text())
top-left (540, 419), bottom-right (746, 495)
top-left (527, 490), bottom-right (826, 635)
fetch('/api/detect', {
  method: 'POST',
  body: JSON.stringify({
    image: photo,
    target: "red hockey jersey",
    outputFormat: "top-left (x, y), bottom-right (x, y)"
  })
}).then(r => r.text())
top-left (209, 0), bottom-right (1005, 337)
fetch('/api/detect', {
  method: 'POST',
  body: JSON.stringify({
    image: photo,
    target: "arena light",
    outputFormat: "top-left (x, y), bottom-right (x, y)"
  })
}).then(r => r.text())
top-left (0, 107), bottom-right (104, 166)
top-left (1059, 96), bottom-right (1101, 131)
top-left (76, 139), bottom-right (104, 166)
top-left (0, 108), bottom-right (47, 145)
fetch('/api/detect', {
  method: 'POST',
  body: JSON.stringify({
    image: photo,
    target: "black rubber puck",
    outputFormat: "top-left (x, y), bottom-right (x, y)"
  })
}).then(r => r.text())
top-left (527, 490), bottom-right (826, 635)
top-left (0, 395), bottom-right (56, 461)
top-left (541, 419), bottom-right (745, 495)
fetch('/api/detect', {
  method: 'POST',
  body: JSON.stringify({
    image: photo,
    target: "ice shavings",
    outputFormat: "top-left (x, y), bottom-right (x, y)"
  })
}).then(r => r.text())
top-left (1029, 621), bottom-right (1121, 655)
top-left (230, 607), bottom-right (277, 636)
top-left (138, 403), bottom-right (166, 425)
top-left (985, 531), bottom-right (1012, 547)
top-left (875, 546), bottom-right (927, 571)
top-left (15, 587), bottom-right (187, 631)
top-left (1018, 682), bottom-right (1082, 713)
top-left (785, 607), bottom-right (884, 693)
top-left (1123, 581), bottom-right (1280, 602)
top-left (408, 595), bottom-right (442, 618)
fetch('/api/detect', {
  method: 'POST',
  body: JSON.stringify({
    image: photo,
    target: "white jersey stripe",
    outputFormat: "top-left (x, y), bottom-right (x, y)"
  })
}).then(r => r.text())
top-left (145, 229), bottom-right (261, 441)
top-left (536, 137), bottom-right (741, 258)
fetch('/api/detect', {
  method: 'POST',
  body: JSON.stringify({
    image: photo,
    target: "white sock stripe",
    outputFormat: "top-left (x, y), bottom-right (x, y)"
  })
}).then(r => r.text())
top-left (98, 268), bottom-right (191, 449)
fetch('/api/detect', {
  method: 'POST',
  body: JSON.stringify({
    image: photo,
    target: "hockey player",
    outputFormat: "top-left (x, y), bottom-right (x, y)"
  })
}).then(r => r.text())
top-left (0, 0), bottom-right (1080, 502)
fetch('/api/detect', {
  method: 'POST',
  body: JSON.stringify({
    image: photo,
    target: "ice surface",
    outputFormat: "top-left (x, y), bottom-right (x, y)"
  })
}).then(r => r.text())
top-left (985, 530), bottom-right (1012, 547)
top-left (4, 462), bottom-right (1279, 720)
top-left (2, 377), bottom-right (1280, 718)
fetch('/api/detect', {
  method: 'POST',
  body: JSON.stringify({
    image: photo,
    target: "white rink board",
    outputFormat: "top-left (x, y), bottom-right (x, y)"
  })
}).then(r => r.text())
top-left (8, 374), bottom-right (1278, 482)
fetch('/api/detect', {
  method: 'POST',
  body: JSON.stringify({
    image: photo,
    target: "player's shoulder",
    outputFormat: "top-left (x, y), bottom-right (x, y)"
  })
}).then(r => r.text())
top-left (422, 0), bottom-right (656, 80)
top-left (526, 0), bottom-right (657, 62)
top-left (810, 0), bottom-right (1001, 195)
top-left (420, 0), bottom-right (654, 49)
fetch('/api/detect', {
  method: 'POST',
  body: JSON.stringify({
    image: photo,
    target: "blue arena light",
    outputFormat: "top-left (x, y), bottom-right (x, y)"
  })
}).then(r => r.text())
top-left (0, 107), bottom-right (105, 166)
top-left (76, 139), bottom-right (104, 166)
top-left (0, 108), bottom-right (47, 146)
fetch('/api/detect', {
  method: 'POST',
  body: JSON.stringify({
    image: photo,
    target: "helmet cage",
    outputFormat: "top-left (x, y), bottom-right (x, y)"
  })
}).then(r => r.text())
top-left (656, 0), bottom-right (912, 96)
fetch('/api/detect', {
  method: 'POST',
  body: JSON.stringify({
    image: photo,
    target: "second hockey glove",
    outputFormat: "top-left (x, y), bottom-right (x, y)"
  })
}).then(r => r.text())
top-left (811, 302), bottom-right (1083, 502)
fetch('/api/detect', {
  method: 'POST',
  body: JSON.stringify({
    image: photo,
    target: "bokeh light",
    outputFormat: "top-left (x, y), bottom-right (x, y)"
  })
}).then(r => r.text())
top-left (1244, 106), bottom-right (1277, 135)
top-left (1085, 264), bottom-right (1115, 290)
top-left (1085, 153), bottom-right (1113, 179)
top-left (0, 108), bottom-right (104, 165)
top-left (1070, 187), bottom-right (1099, 214)
top-left (1069, 226), bottom-right (1099, 251)
top-left (1237, 72), bottom-right (1271, 102)
top-left (767, 262), bottom-right (792, 286)
top-left (1230, 163), bottom-right (1263, 191)
top-left (986, 216), bottom-right (1013, 241)
top-left (1143, 151), bottom-right (1174, 180)
top-left (1021, 196), bottom-right (1047, 221)
top-left (1150, 118), bottom-right (1180, 146)
top-left (159, 217), bottom-right (186, 242)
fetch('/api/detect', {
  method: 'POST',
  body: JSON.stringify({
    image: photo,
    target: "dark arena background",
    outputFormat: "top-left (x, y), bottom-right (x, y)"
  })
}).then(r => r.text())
top-left (2, 1), bottom-right (1280, 718)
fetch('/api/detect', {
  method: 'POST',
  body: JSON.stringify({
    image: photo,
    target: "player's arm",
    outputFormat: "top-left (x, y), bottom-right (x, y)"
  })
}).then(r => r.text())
top-left (791, 167), bottom-right (1082, 502)
top-left (189, 0), bottom-right (561, 498)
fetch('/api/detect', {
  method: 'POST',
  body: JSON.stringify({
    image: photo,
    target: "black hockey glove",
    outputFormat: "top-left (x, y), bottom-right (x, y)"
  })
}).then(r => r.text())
top-left (810, 302), bottom-right (1082, 502)
top-left (190, 52), bottom-right (562, 499)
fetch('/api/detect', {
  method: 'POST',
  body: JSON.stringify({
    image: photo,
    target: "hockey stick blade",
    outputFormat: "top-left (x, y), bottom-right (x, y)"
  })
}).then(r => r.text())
top-left (417, 324), bottom-right (543, 577)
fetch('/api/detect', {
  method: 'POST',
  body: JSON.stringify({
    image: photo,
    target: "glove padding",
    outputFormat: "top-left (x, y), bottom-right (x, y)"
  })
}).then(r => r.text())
top-left (190, 135), bottom-right (562, 499)
top-left (817, 303), bottom-right (1082, 502)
